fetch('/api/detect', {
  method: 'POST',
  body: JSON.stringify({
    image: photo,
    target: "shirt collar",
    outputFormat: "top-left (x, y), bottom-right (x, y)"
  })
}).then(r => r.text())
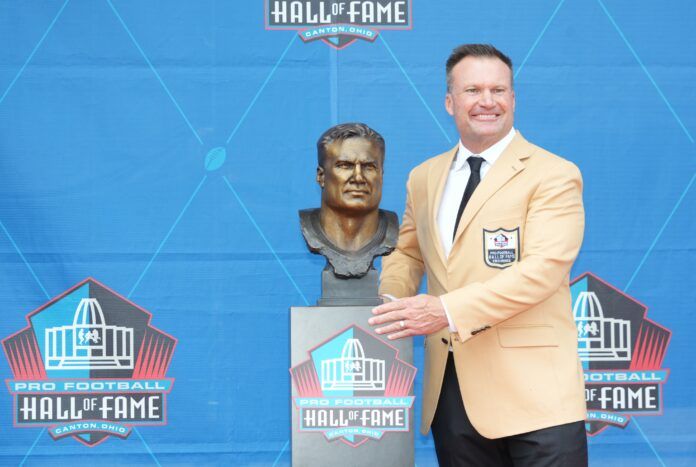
top-left (453, 127), bottom-right (516, 171)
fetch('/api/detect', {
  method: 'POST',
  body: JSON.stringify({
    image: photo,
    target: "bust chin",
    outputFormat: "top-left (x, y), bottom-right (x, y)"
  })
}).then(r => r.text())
top-left (299, 208), bottom-right (398, 278)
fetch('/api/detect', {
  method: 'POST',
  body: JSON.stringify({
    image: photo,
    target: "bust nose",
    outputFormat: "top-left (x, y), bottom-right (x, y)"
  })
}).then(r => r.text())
top-left (352, 163), bottom-right (366, 182)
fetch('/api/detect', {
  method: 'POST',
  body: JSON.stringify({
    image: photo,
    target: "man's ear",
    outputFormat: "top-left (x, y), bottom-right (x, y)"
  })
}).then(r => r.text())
top-left (445, 93), bottom-right (454, 116)
top-left (316, 166), bottom-right (325, 188)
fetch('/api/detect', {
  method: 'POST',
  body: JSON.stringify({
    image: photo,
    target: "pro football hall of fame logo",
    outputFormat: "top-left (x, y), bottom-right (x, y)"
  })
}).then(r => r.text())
top-left (3, 278), bottom-right (176, 446)
top-left (291, 325), bottom-right (416, 447)
top-left (571, 272), bottom-right (671, 436)
top-left (265, 1), bottom-right (412, 49)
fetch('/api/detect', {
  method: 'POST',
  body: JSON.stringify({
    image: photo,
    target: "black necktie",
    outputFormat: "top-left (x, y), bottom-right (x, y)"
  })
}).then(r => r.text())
top-left (452, 156), bottom-right (484, 240)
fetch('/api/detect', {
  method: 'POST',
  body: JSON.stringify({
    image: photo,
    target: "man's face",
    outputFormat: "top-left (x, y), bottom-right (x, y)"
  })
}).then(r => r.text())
top-left (317, 137), bottom-right (383, 215)
top-left (445, 56), bottom-right (515, 151)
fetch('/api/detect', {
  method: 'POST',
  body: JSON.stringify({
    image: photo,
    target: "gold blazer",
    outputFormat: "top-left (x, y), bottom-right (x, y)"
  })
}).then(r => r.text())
top-left (380, 133), bottom-right (587, 438)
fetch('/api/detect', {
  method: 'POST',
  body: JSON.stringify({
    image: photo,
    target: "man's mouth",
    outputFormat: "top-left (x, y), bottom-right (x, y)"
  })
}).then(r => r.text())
top-left (472, 113), bottom-right (500, 121)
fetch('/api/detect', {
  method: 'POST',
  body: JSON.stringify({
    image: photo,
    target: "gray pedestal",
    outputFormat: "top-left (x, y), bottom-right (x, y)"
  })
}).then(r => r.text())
top-left (290, 306), bottom-right (415, 467)
top-left (318, 269), bottom-right (382, 306)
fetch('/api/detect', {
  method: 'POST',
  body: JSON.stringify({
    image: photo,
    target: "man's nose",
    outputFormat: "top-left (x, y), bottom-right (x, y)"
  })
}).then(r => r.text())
top-left (479, 89), bottom-right (495, 107)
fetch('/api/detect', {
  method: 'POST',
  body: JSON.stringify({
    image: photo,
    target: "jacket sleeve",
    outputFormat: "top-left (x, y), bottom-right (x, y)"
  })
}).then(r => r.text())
top-left (441, 160), bottom-right (585, 341)
top-left (379, 171), bottom-right (425, 298)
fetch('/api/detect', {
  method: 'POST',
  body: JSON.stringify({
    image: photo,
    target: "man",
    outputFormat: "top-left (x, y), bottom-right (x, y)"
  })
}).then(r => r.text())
top-left (369, 44), bottom-right (587, 466)
top-left (300, 123), bottom-right (398, 279)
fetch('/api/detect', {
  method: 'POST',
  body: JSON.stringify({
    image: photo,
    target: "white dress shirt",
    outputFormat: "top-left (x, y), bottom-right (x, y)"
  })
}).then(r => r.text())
top-left (437, 127), bottom-right (517, 332)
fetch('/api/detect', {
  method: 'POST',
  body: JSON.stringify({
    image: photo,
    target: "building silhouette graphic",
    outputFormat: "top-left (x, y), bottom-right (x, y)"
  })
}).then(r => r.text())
top-left (573, 291), bottom-right (631, 362)
top-left (321, 338), bottom-right (385, 391)
top-left (44, 298), bottom-right (134, 370)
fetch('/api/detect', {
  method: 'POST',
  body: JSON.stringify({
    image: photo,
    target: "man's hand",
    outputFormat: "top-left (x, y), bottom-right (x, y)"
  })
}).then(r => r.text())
top-left (369, 294), bottom-right (449, 340)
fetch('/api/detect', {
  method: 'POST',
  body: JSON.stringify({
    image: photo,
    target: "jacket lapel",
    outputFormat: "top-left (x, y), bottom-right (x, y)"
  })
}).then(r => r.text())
top-left (427, 146), bottom-right (458, 267)
top-left (452, 133), bottom-right (533, 246)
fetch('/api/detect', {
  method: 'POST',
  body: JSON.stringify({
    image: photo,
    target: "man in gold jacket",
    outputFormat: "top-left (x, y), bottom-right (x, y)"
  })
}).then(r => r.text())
top-left (369, 44), bottom-right (588, 466)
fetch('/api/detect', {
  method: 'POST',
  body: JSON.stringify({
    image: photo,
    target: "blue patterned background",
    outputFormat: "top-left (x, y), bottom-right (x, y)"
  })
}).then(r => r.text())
top-left (1, 0), bottom-right (695, 465)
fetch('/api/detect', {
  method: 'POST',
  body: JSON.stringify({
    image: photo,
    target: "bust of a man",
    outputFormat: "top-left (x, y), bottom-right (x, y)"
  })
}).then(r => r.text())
top-left (300, 123), bottom-right (398, 279)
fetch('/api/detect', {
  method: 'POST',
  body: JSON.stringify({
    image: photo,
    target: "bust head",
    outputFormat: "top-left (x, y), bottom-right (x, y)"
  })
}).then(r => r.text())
top-left (316, 123), bottom-right (385, 218)
top-left (300, 123), bottom-right (397, 284)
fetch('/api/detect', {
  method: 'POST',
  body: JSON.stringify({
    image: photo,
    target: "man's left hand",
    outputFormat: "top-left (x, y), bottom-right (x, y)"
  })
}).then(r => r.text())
top-left (369, 294), bottom-right (449, 339)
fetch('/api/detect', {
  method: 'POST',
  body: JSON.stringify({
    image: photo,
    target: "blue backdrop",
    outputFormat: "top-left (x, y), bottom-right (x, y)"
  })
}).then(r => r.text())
top-left (1, 0), bottom-right (695, 465)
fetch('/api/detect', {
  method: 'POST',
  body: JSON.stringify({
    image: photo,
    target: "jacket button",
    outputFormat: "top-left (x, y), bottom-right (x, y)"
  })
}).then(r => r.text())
top-left (441, 338), bottom-right (449, 345)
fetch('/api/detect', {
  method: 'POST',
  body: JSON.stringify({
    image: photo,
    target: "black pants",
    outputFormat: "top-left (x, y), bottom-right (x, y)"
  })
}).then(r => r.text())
top-left (431, 353), bottom-right (588, 467)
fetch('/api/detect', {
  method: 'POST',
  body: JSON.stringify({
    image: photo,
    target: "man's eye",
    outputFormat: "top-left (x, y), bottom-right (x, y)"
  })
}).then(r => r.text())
top-left (464, 89), bottom-right (478, 94)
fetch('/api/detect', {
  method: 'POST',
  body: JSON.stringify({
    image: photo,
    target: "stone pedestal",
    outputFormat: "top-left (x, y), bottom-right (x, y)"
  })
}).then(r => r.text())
top-left (290, 306), bottom-right (415, 467)
top-left (317, 269), bottom-right (382, 306)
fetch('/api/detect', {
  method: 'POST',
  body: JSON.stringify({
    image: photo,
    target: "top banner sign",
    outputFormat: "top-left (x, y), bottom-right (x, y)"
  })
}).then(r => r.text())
top-left (265, 1), bottom-right (413, 49)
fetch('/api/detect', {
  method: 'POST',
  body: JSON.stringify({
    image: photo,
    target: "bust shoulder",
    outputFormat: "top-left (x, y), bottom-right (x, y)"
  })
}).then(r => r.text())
top-left (299, 208), bottom-right (398, 278)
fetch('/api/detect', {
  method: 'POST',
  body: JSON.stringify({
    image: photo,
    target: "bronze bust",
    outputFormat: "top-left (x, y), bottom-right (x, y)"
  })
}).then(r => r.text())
top-left (300, 123), bottom-right (398, 304)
